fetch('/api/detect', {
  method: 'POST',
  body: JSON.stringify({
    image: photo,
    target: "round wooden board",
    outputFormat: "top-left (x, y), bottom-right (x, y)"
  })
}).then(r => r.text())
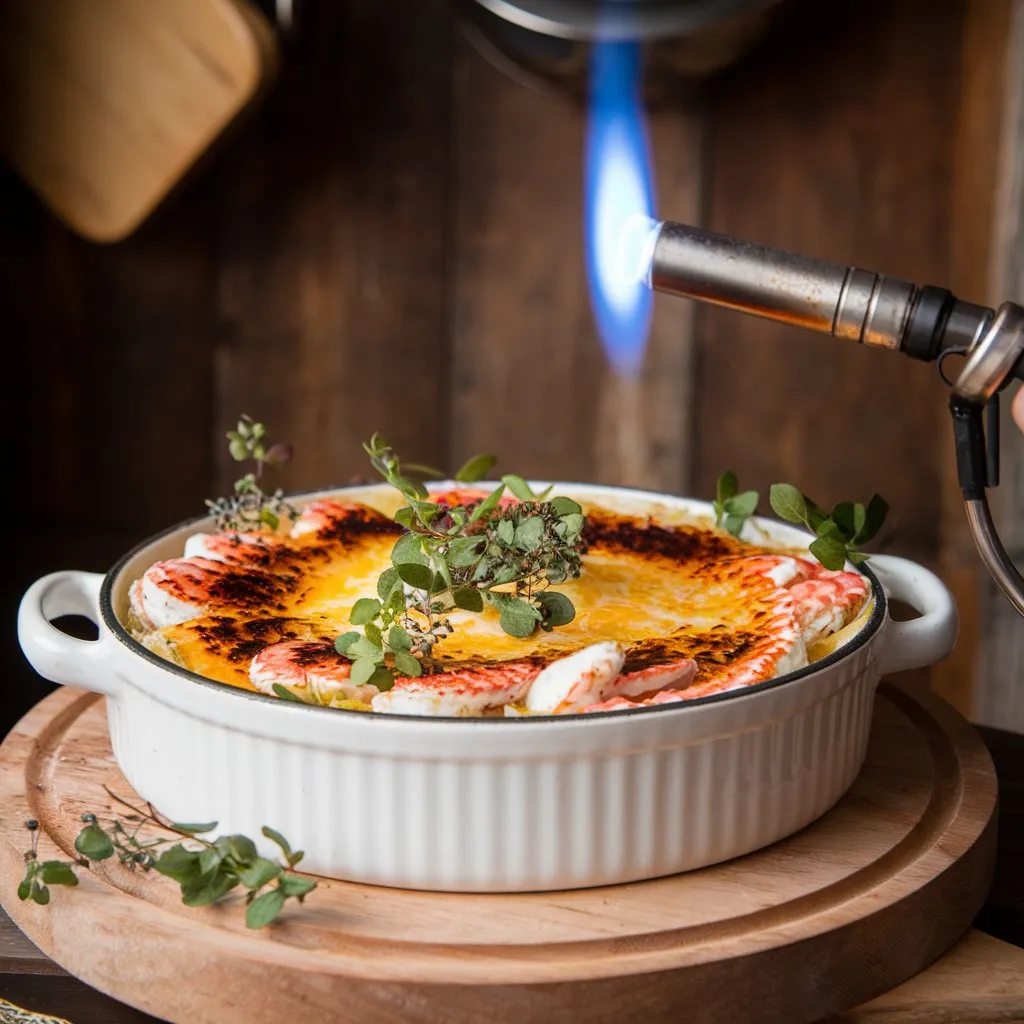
top-left (0, 682), bottom-right (998, 1024)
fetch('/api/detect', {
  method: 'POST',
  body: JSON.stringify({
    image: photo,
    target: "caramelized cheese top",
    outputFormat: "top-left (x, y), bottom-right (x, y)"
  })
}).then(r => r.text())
top-left (143, 500), bottom-right (817, 694)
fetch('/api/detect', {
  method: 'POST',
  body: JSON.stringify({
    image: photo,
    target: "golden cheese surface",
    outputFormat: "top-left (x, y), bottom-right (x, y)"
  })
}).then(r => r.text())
top-left (137, 495), bottom-right (867, 695)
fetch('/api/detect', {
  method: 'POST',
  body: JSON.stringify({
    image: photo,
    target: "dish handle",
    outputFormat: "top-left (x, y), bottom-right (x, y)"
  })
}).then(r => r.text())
top-left (870, 555), bottom-right (959, 675)
top-left (17, 571), bottom-right (122, 698)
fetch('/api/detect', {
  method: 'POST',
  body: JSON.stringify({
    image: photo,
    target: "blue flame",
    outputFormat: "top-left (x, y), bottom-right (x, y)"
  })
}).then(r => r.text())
top-left (585, 41), bottom-right (656, 378)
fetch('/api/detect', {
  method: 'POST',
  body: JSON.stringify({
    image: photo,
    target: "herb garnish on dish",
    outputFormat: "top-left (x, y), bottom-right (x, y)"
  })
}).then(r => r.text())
top-left (333, 433), bottom-right (586, 692)
top-left (713, 471), bottom-right (889, 570)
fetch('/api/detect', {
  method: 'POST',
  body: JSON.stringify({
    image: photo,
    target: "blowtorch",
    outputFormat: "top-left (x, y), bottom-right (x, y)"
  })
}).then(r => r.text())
top-left (631, 219), bottom-right (1024, 615)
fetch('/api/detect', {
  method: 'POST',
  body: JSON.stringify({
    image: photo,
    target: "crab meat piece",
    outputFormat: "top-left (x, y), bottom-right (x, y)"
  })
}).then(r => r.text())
top-left (615, 657), bottom-right (697, 696)
top-left (183, 531), bottom-right (285, 567)
top-left (290, 499), bottom-right (394, 539)
top-left (740, 554), bottom-right (816, 588)
top-left (523, 642), bottom-right (627, 714)
top-left (788, 570), bottom-right (870, 646)
top-left (372, 660), bottom-right (541, 717)
top-left (692, 589), bottom-right (808, 697)
top-left (130, 557), bottom-right (226, 629)
top-left (581, 687), bottom-right (693, 714)
top-left (743, 553), bottom-right (869, 653)
top-left (129, 557), bottom-right (284, 630)
top-left (519, 658), bottom-right (696, 716)
top-left (250, 639), bottom-right (378, 704)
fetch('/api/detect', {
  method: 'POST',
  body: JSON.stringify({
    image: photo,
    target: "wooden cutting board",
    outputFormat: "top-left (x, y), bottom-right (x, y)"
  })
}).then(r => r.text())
top-left (0, 0), bottom-right (277, 242)
top-left (0, 681), bottom-right (998, 1024)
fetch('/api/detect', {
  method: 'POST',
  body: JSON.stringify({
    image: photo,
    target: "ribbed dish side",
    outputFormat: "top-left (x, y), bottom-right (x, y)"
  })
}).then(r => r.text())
top-left (103, 659), bottom-right (879, 893)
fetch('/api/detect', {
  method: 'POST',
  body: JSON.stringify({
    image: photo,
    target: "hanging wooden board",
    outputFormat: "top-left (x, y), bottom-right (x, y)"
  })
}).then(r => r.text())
top-left (0, 0), bottom-right (276, 242)
top-left (0, 682), bottom-right (998, 1024)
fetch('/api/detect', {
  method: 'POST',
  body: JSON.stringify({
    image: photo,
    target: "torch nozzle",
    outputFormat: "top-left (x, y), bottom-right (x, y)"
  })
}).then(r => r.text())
top-left (645, 221), bottom-right (994, 364)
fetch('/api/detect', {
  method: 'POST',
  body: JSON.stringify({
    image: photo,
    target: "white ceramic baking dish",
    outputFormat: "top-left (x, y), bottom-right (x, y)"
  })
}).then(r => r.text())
top-left (17, 483), bottom-right (957, 893)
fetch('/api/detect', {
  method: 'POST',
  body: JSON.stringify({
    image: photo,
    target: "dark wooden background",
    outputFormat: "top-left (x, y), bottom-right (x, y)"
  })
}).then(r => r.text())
top-left (2, 0), bottom-right (1019, 736)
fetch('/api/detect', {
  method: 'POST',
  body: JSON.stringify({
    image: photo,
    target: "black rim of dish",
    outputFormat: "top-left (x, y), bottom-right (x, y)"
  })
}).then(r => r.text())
top-left (99, 483), bottom-right (888, 725)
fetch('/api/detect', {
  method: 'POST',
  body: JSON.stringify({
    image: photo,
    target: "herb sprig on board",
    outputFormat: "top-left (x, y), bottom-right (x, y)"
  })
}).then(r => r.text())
top-left (205, 415), bottom-right (294, 533)
top-left (18, 793), bottom-right (314, 929)
top-left (334, 435), bottom-right (586, 690)
top-left (713, 471), bottom-right (889, 571)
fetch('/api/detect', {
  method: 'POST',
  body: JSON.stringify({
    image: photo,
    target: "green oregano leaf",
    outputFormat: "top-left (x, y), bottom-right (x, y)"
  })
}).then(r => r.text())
top-left (396, 562), bottom-right (434, 591)
top-left (447, 537), bottom-right (484, 566)
top-left (501, 474), bottom-right (535, 501)
top-left (808, 536), bottom-right (848, 571)
top-left (171, 822), bottom-right (218, 836)
top-left (349, 657), bottom-right (380, 686)
top-left (75, 825), bottom-right (114, 862)
top-left (830, 502), bottom-right (857, 540)
top-left (392, 651), bottom-right (421, 677)
top-left (236, 857), bottom-right (281, 890)
top-left (388, 624), bottom-right (412, 651)
top-left (469, 483), bottom-right (507, 522)
top-left (349, 598), bottom-right (381, 625)
top-left (536, 591), bottom-right (575, 628)
top-left (513, 517), bottom-right (544, 551)
top-left (453, 587), bottom-right (484, 612)
top-left (376, 567), bottom-right (401, 601)
top-left (549, 496), bottom-right (582, 516)
top-left (860, 494), bottom-right (889, 543)
top-left (769, 484), bottom-right (808, 526)
top-left (455, 453), bottom-right (497, 483)
top-left (815, 518), bottom-right (847, 542)
top-left (278, 873), bottom-right (317, 898)
top-left (723, 491), bottom-right (758, 518)
top-left (391, 532), bottom-right (428, 566)
top-left (498, 598), bottom-right (542, 638)
top-left (717, 470), bottom-right (738, 505)
top-left (225, 835), bottom-right (257, 864)
top-left (347, 636), bottom-right (384, 661)
top-left (153, 845), bottom-right (202, 885)
top-left (261, 826), bottom-right (293, 862)
top-left (367, 665), bottom-right (396, 691)
top-left (246, 888), bottom-right (287, 929)
top-left (335, 632), bottom-right (360, 656)
top-left (39, 861), bottom-right (78, 887)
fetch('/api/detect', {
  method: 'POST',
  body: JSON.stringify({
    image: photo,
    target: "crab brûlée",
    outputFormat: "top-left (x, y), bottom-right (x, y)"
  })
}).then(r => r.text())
top-left (128, 492), bottom-right (871, 717)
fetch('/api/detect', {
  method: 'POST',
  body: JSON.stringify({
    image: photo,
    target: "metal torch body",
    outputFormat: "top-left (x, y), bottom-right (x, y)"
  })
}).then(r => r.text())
top-left (644, 220), bottom-right (1024, 616)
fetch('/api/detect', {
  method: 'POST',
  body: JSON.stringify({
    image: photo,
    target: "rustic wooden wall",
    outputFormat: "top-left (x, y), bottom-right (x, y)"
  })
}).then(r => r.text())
top-left (3, 0), bottom-right (1014, 734)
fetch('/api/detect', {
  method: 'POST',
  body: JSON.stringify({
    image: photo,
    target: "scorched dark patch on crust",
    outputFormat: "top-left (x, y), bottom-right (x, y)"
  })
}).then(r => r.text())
top-left (301, 506), bottom-right (403, 544)
top-left (623, 631), bottom-right (757, 675)
top-left (188, 616), bottom-right (332, 664)
top-left (583, 512), bottom-right (742, 562)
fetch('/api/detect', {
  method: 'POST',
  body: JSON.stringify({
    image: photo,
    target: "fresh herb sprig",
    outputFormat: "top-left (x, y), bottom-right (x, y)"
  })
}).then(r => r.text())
top-left (334, 435), bottom-right (586, 689)
top-left (713, 471), bottom-right (759, 537)
top-left (713, 471), bottom-right (889, 571)
top-left (206, 415), bottom-right (295, 533)
top-left (18, 792), bottom-right (315, 929)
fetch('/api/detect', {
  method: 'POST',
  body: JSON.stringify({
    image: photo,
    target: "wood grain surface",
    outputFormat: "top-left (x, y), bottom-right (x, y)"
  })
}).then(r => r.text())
top-left (0, 0), bottom-right (274, 242)
top-left (0, 681), bottom-right (997, 1024)
top-left (823, 929), bottom-right (1024, 1023)
top-left (695, 0), bottom-right (960, 570)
